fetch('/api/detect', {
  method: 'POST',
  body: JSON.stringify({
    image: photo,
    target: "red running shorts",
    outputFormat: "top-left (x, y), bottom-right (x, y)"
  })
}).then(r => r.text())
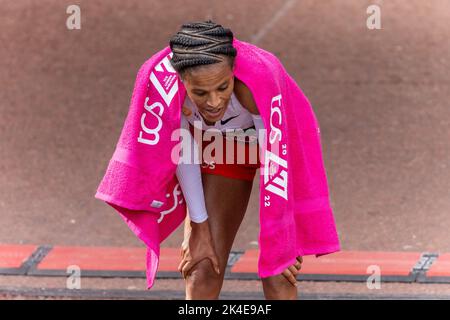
top-left (188, 123), bottom-right (261, 181)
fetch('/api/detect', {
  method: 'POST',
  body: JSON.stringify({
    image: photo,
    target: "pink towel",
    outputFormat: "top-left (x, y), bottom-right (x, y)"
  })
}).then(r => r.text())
top-left (95, 38), bottom-right (340, 289)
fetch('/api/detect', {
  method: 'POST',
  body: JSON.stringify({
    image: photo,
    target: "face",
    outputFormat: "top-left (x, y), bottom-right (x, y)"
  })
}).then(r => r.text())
top-left (182, 59), bottom-right (235, 124)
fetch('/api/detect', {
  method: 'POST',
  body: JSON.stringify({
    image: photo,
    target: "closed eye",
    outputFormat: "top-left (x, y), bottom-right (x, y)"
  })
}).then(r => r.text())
top-left (195, 86), bottom-right (228, 97)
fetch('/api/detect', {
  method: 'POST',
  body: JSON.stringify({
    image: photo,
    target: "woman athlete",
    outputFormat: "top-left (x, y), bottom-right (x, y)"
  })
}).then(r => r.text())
top-left (169, 20), bottom-right (303, 300)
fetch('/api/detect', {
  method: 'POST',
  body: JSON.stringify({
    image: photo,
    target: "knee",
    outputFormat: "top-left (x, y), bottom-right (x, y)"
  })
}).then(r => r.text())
top-left (261, 274), bottom-right (298, 300)
top-left (185, 258), bottom-right (224, 300)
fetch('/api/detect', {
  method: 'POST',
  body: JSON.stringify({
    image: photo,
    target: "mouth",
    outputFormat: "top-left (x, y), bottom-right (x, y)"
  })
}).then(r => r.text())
top-left (203, 107), bottom-right (223, 117)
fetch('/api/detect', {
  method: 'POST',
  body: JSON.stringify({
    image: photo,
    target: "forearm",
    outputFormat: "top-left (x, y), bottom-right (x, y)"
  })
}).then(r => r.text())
top-left (176, 162), bottom-right (208, 223)
top-left (177, 114), bottom-right (208, 223)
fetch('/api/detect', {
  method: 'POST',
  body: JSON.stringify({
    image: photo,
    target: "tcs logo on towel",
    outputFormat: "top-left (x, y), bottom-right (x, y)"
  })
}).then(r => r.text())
top-left (138, 52), bottom-right (178, 146)
top-left (263, 94), bottom-right (288, 203)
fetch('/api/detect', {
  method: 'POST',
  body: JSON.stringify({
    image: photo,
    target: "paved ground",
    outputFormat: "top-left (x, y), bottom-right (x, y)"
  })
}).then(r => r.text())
top-left (3, 275), bottom-right (450, 300)
top-left (0, 276), bottom-right (450, 300)
top-left (1, 0), bottom-right (450, 298)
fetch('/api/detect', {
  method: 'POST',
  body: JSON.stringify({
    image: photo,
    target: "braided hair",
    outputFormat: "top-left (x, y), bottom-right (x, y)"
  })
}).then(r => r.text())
top-left (169, 20), bottom-right (237, 78)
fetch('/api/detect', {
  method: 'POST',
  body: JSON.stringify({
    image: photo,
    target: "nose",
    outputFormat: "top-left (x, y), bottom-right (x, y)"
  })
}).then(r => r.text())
top-left (206, 92), bottom-right (221, 108)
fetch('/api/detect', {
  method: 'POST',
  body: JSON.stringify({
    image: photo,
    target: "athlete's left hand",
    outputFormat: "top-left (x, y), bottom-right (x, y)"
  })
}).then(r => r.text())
top-left (281, 256), bottom-right (303, 287)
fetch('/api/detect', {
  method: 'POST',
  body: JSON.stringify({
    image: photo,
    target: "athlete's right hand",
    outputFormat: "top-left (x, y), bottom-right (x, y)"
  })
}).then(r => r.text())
top-left (178, 219), bottom-right (221, 279)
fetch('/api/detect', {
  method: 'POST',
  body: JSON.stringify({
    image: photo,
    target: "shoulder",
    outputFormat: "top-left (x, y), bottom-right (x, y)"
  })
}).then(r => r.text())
top-left (233, 78), bottom-right (259, 115)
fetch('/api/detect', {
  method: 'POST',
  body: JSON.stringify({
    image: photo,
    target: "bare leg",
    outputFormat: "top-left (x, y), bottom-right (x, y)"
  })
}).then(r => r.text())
top-left (184, 173), bottom-right (254, 300)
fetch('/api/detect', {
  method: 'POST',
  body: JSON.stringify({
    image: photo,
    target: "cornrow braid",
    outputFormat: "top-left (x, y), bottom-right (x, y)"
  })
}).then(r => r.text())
top-left (169, 20), bottom-right (237, 78)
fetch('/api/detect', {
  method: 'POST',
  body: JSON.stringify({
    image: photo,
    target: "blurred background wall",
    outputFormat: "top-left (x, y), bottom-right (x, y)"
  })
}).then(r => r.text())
top-left (1, 0), bottom-right (449, 253)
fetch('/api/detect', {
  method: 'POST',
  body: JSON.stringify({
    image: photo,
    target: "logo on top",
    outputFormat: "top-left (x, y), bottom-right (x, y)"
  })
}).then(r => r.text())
top-left (150, 52), bottom-right (179, 107)
top-left (263, 94), bottom-right (288, 201)
top-left (138, 52), bottom-right (180, 146)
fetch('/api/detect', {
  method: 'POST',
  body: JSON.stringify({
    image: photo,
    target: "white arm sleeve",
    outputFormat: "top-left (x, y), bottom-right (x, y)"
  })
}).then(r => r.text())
top-left (175, 114), bottom-right (208, 223)
top-left (251, 114), bottom-right (266, 151)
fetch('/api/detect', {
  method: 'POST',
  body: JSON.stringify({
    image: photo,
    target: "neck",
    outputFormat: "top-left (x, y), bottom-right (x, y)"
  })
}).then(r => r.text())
top-left (201, 114), bottom-right (216, 126)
